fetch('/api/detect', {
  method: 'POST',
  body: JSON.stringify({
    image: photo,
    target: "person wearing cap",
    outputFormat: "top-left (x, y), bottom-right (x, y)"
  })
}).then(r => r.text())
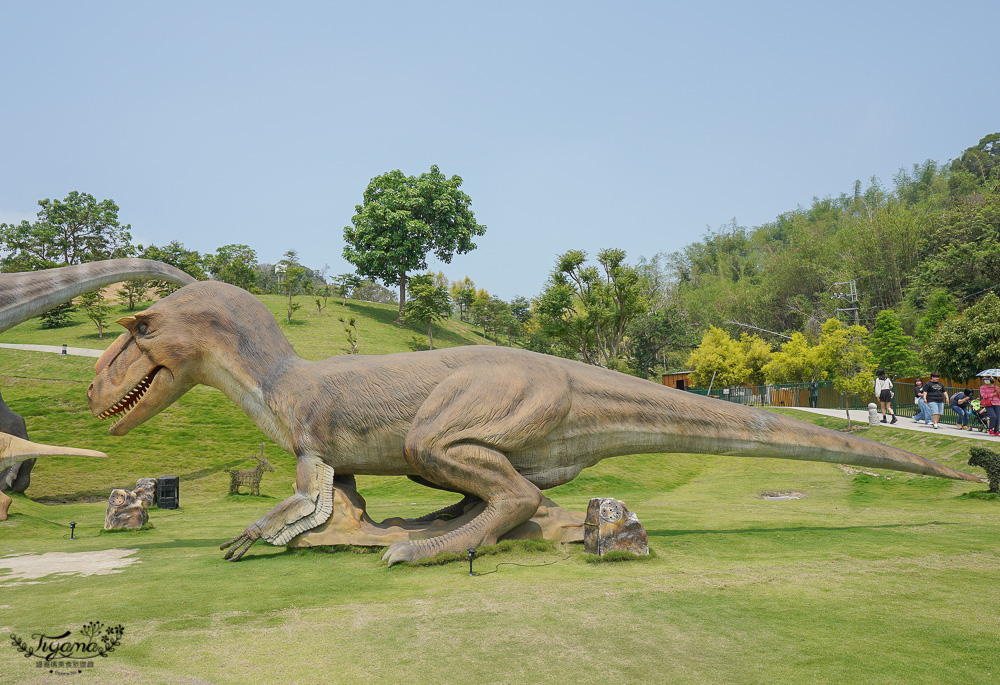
top-left (979, 375), bottom-right (1000, 436)
top-left (921, 372), bottom-right (949, 429)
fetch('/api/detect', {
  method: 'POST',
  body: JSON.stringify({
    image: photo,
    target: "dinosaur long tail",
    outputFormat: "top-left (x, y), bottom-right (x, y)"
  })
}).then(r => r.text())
top-left (657, 395), bottom-right (983, 482)
top-left (0, 258), bottom-right (197, 333)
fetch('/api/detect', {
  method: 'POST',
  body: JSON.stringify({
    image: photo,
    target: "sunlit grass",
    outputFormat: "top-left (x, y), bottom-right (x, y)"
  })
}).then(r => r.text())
top-left (1, 344), bottom-right (998, 683)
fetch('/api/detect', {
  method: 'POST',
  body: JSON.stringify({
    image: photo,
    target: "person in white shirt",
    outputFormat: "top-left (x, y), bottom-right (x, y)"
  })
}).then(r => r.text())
top-left (874, 368), bottom-right (896, 424)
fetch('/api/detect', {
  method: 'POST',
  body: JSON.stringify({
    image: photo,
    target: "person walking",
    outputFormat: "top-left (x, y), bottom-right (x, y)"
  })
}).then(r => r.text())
top-left (979, 375), bottom-right (1000, 436)
top-left (913, 378), bottom-right (930, 425)
top-left (921, 372), bottom-right (949, 429)
top-left (950, 388), bottom-right (973, 430)
top-left (874, 369), bottom-right (896, 424)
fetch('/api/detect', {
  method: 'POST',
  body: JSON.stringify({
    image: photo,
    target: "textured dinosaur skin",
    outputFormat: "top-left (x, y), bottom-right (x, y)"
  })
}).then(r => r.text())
top-left (86, 281), bottom-right (983, 565)
top-left (0, 259), bottom-right (196, 518)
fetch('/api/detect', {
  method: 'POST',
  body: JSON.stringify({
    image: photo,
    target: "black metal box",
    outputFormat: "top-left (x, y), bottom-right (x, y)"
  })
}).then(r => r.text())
top-left (157, 475), bottom-right (179, 509)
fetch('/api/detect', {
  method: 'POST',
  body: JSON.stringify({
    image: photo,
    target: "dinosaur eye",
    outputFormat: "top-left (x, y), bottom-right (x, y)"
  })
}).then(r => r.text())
top-left (137, 323), bottom-right (149, 334)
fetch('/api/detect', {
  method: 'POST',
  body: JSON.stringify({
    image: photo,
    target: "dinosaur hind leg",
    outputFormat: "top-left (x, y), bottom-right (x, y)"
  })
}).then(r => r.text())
top-left (383, 442), bottom-right (542, 566)
top-left (0, 490), bottom-right (10, 521)
top-left (382, 360), bottom-right (571, 566)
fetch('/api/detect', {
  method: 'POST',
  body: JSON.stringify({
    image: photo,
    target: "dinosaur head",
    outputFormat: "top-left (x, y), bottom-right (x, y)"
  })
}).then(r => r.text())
top-left (87, 281), bottom-right (295, 436)
top-left (87, 283), bottom-right (227, 436)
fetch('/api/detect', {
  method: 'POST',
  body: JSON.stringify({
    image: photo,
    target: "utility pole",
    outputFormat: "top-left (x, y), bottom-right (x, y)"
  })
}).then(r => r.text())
top-left (831, 280), bottom-right (860, 325)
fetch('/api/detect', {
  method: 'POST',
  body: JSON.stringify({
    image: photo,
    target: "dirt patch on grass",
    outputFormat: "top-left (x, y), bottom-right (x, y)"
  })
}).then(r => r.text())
top-left (837, 464), bottom-right (892, 479)
top-left (0, 548), bottom-right (140, 586)
top-left (758, 491), bottom-right (806, 500)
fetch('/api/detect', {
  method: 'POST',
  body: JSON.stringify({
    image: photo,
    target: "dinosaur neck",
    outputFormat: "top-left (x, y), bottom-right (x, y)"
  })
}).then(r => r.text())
top-left (0, 259), bottom-right (197, 333)
top-left (198, 309), bottom-right (310, 453)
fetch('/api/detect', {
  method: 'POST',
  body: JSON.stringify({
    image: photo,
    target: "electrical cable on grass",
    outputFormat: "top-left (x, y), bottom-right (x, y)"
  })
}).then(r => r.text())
top-left (469, 553), bottom-right (572, 576)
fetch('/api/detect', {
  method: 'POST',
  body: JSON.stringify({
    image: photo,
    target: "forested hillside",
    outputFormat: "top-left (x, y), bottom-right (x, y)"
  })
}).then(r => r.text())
top-left (670, 133), bottom-right (1000, 339)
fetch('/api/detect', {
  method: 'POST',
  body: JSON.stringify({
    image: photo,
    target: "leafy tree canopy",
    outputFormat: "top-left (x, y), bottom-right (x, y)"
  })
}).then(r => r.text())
top-left (208, 244), bottom-right (258, 292)
top-left (343, 165), bottom-right (485, 319)
top-left (404, 273), bottom-right (453, 349)
top-left (923, 293), bottom-right (1000, 381)
top-left (1, 191), bottom-right (133, 270)
top-left (869, 309), bottom-right (920, 377)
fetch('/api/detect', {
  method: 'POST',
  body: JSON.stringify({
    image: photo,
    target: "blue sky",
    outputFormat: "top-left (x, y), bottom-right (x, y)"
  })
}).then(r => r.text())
top-left (1, 1), bottom-right (997, 300)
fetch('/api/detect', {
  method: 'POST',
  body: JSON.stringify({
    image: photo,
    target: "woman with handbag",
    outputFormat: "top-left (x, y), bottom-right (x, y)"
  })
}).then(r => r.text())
top-left (874, 369), bottom-right (896, 424)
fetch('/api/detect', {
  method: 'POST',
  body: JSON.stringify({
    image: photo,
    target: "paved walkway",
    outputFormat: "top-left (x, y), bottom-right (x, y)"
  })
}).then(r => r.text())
top-left (790, 406), bottom-right (998, 442)
top-left (0, 342), bottom-right (103, 358)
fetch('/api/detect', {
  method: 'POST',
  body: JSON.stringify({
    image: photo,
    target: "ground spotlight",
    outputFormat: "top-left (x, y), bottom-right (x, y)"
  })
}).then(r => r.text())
top-left (69, 521), bottom-right (77, 540)
top-left (467, 548), bottom-right (477, 576)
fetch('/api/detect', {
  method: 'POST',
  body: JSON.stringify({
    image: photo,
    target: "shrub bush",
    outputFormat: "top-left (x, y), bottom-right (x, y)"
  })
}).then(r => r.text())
top-left (968, 446), bottom-right (1000, 494)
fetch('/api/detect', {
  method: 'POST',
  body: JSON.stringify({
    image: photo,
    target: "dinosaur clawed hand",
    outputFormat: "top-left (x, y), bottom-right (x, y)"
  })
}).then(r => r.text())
top-left (220, 525), bottom-right (262, 561)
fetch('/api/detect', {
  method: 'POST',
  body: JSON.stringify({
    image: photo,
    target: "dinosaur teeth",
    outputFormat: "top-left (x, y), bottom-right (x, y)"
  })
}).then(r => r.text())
top-left (100, 369), bottom-right (158, 422)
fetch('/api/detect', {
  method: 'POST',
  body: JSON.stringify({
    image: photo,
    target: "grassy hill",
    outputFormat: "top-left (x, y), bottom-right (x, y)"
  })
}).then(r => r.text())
top-left (0, 291), bottom-right (493, 359)
top-left (1, 297), bottom-right (998, 683)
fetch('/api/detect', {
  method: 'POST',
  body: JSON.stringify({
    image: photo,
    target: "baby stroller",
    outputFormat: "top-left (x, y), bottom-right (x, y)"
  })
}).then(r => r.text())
top-left (969, 398), bottom-right (991, 433)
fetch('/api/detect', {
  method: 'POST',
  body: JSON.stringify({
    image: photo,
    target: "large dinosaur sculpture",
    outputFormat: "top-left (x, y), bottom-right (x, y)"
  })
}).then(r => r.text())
top-left (0, 259), bottom-right (197, 519)
top-left (86, 281), bottom-right (983, 565)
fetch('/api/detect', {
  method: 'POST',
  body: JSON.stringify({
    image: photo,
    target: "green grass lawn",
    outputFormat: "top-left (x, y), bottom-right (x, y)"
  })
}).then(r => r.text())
top-left (1, 339), bottom-right (999, 682)
top-left (0, 292), bottom-right (492, 359)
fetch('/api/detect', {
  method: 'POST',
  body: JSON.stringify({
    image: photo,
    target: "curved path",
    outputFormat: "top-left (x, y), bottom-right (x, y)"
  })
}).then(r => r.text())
top-left (0, 342), bottom-right (102, 358)
top-left (792, 406), bottom-right (999, 443)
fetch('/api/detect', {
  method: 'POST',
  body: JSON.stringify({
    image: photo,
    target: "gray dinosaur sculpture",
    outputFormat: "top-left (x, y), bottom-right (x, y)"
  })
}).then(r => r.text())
top-left (85, 281), bottom-right (984, 565)
top-left (0, 258), bottom-right (196, 518)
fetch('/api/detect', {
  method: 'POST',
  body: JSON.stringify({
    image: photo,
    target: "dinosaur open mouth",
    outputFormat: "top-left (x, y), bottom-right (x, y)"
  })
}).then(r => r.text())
top-left (98, 366), bottom-right (163, 423)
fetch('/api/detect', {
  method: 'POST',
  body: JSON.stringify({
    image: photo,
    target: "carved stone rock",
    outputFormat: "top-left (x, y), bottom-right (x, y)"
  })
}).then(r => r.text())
top-left (134, 478), bottom-right (157, 508)
top-left (288, 479), bottom-right (584, 549)
top-left (104, 489), bottom-right (148, 530)
top-left (583, 497), bottom-right (648, 556)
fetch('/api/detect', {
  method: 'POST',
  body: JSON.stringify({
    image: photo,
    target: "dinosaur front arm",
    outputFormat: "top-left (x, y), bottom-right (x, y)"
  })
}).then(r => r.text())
top-left (220, 454), bottom-right (335, 561)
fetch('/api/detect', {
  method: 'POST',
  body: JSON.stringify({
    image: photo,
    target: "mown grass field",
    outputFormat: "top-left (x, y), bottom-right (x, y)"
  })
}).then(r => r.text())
top-left (0, 291), bottom-right (491, 359)
top-left (1, 298), bottom-right (998, 684)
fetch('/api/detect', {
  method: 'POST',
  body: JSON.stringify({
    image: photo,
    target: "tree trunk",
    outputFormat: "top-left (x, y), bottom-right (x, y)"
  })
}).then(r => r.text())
top-left (428, 322), bottom-right (434, 350)
top-left (397, 271), bottom-right (407, 322)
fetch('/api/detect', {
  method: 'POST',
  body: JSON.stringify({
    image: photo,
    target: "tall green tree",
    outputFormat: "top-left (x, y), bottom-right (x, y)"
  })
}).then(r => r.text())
top-left (625, 306), bottom-right (688, 380)
top-left (0, 191), bottom-right (133, 270)
top-left (343, 165), bottom-right (486, 320)
top-left (923, 293), bottom-right (1000, 381)
top-left (141, 241), bottom-right (208, 297)
top-left (950, 132), bottom-right (1000, 191)
top-left (333, 273), bottom-right (363, 306)
top-left (869, 309), bottom-right (920, 377)
top-left (277, 250), bottom-right (307, 324)
top-left (820, 318), bottom-right (875, 426)
top-left (208, 244), bottom-right (258, 291)
top-left (404, 273), bottom-right (452, 350)
top-left (915, 290), bottom-right (958, 343)
top-left (535, 249), bottom-right (648, 367)
top-left (450, 277), bottom-right (477, 322)
top-left (78, 290), bottom-right (111, 339)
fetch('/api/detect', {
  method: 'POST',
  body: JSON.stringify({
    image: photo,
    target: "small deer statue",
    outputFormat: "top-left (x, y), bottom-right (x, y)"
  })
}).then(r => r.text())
top-left (224, 444), bottom-right (275, 496)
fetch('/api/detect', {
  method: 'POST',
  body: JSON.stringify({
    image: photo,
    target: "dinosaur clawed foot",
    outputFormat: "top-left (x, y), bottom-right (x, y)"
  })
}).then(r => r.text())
top-left (382, 541), bottom-right (424, 566)
top-left (382, 531), bottom-right (493, 566)
top-left (220, 525), bottom-right (261, 561)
